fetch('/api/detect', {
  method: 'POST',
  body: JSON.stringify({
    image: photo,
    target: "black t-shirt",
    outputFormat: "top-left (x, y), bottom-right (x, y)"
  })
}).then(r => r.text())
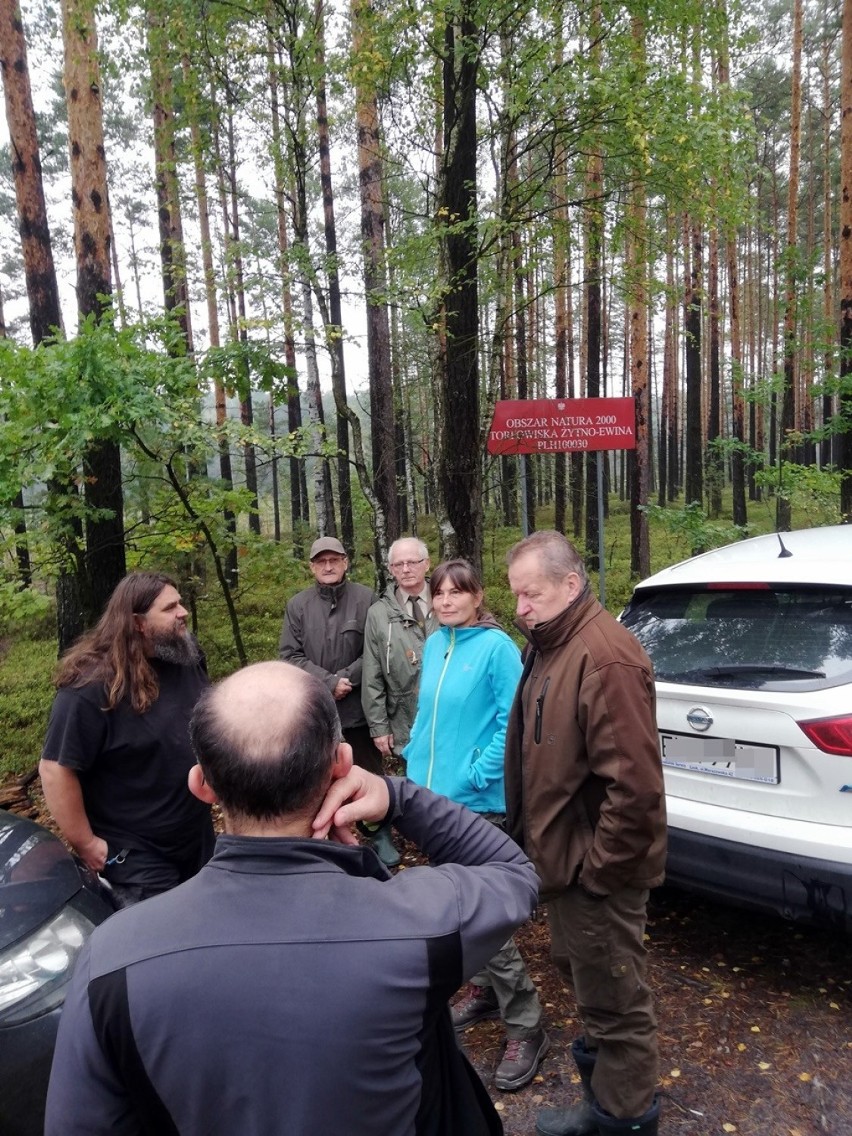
top-left (41, 659), bottom-right (210, 859)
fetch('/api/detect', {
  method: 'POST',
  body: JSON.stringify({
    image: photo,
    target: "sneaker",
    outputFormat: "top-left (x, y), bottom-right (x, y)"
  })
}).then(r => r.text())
top-left (451, 984), bottom-right (500, 1031)
top-left (494, 1028), bottom-right (550, 1092)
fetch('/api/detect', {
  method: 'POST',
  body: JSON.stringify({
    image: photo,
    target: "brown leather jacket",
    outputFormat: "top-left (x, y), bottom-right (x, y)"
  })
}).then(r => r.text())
top-left (504, 587), bottom-right (667, 900)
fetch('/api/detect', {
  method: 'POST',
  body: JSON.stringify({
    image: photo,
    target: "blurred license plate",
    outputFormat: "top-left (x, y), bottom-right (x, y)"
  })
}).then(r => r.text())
top-left (660, 733), bottom-right (780, 784)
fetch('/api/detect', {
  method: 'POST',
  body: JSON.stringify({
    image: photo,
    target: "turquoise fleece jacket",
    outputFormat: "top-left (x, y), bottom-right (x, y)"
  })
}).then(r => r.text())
top-left (403, 622), bottom-right (522, 813)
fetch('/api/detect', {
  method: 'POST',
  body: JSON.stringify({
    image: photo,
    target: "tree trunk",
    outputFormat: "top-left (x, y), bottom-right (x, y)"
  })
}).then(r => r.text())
top-left (777, 0), bottom-right (803, 532)
top-left (821, 33), bottom-right (835, 469)
top-left (1, 0), bottom-right (86, 645)
top-left (353, 0), bottom-right (396, 550)
top-left (628, 16), bottom-right (650, 580)
top-left (147, 5), bottom-right (192, 349)
top-left (62, 0), bottom-right (125, 620)
top-left (267, 39), bottom-right (309, 555)
top-left (584, 154), bottom-right (603, 570)
top-left (224, 103), bottom-right (261, 537)
top-left (186, 65), bottom-right (238, 585)
top-left (584, 0), bottom-right (603, 570)
top-left (839, 0), bottom-right (852, 519)
top-left (684, 215), bottom-right (703, 509)
top-left (315, 0), bottom-right (355, 554)
top-left (436, 0), bottom-right (482, 567)
top-left (707, 219), bottom-right (722, 517)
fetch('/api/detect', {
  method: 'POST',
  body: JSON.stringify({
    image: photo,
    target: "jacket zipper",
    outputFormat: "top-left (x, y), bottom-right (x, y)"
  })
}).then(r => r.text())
top-left (534, 677), bottom-right (550, 744)
top-left (426, 629), bottom-right (455, 788)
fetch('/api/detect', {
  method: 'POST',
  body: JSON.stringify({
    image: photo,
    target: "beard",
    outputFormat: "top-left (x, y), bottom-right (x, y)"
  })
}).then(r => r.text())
top-left (149, 627), bottom-right (201, 666)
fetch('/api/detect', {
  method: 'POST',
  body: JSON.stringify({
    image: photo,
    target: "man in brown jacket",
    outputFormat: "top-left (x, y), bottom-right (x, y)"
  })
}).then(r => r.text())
top-left (505, 531), bottom-right (667, 1136)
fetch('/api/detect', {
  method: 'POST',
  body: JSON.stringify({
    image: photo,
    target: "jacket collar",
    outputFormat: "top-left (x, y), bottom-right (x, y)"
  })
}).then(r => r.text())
top-left (210, 833), bottom-right (392, 881)
top-left (516, 584), bottom-right (598, 652)
top-left (316, 580), bottom-right (348, 605)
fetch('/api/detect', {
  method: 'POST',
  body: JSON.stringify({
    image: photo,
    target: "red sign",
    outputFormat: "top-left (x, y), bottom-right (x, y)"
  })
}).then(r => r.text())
top-left (487, 397), bottom-right (636, 455)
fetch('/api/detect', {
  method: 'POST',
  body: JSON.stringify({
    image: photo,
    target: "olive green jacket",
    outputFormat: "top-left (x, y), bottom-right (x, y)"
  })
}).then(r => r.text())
top-left (361, 585), bottom-right (437, 754)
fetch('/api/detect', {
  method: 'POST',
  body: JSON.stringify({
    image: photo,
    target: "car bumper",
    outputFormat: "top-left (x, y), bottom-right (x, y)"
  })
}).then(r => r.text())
top-left (665, 826), bottom-right (852, 934)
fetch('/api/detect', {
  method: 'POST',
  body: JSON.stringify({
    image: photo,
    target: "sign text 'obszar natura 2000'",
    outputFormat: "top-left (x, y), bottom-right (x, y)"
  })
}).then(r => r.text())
top-left (486, 397), bottom-right (636, 455)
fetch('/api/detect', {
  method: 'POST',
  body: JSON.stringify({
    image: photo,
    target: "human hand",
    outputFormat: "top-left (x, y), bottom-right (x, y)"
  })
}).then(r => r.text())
top-left (333, 677), bottom-right (353, 700)
top-left (311, 768), bottom-right (390, 844)
top-left (77, 835), bottom-right (109, 873)
top-left (373, 734), bottom-right (393, 758)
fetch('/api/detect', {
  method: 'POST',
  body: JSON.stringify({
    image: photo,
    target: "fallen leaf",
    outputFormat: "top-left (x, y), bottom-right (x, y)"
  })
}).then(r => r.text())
top-left (750, 1025), bottom-right (761, 1033)
top-left (494, 1101), bottom-right (505, 1111)
top-left (798, 1072), bottom-right (812, 1083)
top-left (722, 1124), bottom-right (737, 1133)
top-left (737, 1043), bottom-right (747, 1052)
top-left (670, 1068), bottom-right (681, 1078)
top-left (758, 1061), bottom-right (772, 1071)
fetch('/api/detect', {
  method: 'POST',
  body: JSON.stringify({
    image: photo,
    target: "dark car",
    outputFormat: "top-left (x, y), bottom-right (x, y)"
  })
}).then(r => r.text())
top-left (0, 807), bottom-right (115, 1136)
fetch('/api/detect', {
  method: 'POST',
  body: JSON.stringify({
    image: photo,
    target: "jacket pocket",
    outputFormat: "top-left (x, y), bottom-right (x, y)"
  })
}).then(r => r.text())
top-left (534, 678), bottom-right (551, 744)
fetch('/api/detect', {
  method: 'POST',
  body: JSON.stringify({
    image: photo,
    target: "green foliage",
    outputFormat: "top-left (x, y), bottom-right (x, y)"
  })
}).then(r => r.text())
top-left (0, 581), bottom-right (53, 635)
top-left (0, 312), bottom-right (314, 662)
top-left (753, 463), bottom-right (842, 526)
top-left (642, 501), bottom-right (751, 557)
top-left (0, 639), bottom-right (57, 781)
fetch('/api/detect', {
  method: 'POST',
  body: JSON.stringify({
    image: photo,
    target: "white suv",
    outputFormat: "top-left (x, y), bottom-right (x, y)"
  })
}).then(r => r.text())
top-left (619, 524), bottom-right (852, 932)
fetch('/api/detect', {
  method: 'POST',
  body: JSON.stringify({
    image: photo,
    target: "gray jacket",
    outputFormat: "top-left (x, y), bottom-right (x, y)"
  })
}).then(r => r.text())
top-left (279, 579), bottom-right (377, 729)
top-left (361, 585), bottom-right (437, 751)
top-left (46, 779), bottom-right (539, 1136)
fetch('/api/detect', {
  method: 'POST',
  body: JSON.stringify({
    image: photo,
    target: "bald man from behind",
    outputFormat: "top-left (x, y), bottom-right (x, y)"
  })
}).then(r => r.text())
top-left (46, 660), bottom-right (540, 1136)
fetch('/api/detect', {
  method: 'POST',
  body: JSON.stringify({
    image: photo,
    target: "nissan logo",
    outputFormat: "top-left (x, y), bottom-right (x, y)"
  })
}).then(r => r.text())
top-left (686, 707), bottom-right (713, 732)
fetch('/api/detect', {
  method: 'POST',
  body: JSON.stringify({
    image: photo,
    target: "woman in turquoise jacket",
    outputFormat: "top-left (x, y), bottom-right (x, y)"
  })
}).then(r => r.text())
top-left (404, 560), bottom-right (549, 1094)
top-left (404, 573), bottom-right (520, 814)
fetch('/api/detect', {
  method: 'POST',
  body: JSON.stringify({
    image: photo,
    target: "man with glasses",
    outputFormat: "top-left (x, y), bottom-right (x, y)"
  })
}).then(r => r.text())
top-left (279, 537), bottom-right (394, 861)
top-left (362, 536), bottom-right (435, 768)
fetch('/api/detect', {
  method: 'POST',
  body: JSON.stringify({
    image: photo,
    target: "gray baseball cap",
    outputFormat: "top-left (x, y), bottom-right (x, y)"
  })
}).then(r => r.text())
top-left (309, 537), bottom-right (347, 560)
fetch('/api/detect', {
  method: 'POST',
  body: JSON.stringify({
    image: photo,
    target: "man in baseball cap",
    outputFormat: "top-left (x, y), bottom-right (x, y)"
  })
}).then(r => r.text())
top-left (279, 538), bottom-right (397, 865)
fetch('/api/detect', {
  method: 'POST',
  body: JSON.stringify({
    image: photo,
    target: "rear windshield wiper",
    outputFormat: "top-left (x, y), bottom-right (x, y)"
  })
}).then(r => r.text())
top-left (664, 664), bottom-right (826, 682)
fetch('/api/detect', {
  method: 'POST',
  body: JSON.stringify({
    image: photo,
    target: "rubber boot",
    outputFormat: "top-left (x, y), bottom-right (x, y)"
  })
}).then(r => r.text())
top-left (591, 1096), bottom-right (660, 1135)
top-left (535, 1038), bottom-right (597, 1136)
top-left (369, 823), bottom-right (400, 867)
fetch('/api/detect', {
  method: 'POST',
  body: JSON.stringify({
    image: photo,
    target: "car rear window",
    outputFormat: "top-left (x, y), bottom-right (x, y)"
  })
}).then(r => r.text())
top-left (620, 586), bottom-right (852, 691)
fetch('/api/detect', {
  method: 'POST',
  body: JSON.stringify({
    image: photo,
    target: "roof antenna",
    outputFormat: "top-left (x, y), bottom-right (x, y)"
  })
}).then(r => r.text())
top-left (776, 532), bottom-right (793, 558)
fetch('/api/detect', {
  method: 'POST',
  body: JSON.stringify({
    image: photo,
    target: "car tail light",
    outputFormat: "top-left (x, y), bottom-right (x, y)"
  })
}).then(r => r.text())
top-left (798, 715), bottom-right (852, 756)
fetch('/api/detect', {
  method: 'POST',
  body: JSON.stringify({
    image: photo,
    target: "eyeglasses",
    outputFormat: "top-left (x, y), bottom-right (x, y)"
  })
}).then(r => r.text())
top-left (390, 559), bottom-right (426, 569)
top-left (312, 555), bottom-right (346, 566)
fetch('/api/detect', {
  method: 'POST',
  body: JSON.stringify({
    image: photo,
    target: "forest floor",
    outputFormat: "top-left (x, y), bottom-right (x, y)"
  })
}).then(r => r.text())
top-left (5, 773), bottom-right (850, 1136)
top-left (456, 881), bottom-right (851, 1136)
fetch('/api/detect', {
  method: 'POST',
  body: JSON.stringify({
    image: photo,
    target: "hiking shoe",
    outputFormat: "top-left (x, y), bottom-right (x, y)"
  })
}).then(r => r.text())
top-left (494, 1028), bottom-right (550, 1091)
top-left (535, 1101), bottom-right (598, 1136)
top-left (451, 984), bottom-right (500, 1031)
top-left (369, 826), bottom-right (400, 867)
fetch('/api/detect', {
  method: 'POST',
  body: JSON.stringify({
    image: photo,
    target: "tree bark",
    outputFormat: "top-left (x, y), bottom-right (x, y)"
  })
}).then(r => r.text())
top-left (436, 0), bottom-right (482, 567)
top-left (186, 64), bottom-right (238, 585)
top-left (267, 38), bottom-right (309, 555)
top-left (839, 0), bottom-right (852, 519)
top-left (777, 0), bottom-right (803, 531)
top-left (628, 15), bottom-right (650, 580)
top-left (62, 0), bottom-right (125, 620)
top-left (353, 0), bottom-right (397, 552)
top-left (315, 0), bottom-right (355, 554)
top-left (147, 5), bottom-right (192, 349)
